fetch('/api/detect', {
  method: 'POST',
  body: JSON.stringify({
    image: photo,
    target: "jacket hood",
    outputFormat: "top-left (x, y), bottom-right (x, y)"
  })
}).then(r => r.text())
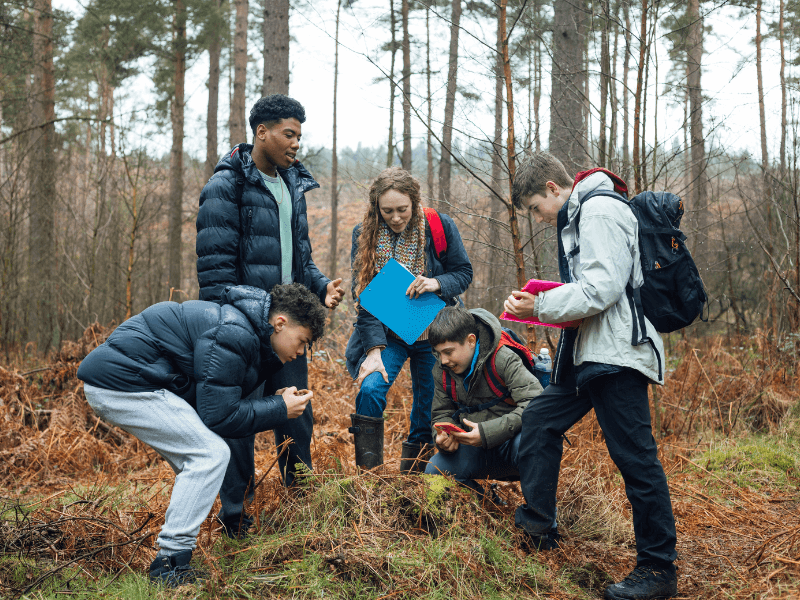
top-left (221, 285), bottom-right (275, 353)
top-left (566, 170), bottom-right (626, 224)
top-left (215, 144), bottom-right (320, 193)
top-left (469, 308), bottom-right (503, 373)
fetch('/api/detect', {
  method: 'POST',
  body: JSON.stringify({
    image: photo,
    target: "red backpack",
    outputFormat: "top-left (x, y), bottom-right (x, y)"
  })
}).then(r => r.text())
top-left (423, 207), bottom-right (447, 259)
top-left (443, 329), bottom-right (539, 419)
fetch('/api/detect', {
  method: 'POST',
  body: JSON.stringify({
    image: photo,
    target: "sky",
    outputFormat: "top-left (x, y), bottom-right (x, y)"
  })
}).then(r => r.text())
top-left (54, 0), bottom-right (794, 169)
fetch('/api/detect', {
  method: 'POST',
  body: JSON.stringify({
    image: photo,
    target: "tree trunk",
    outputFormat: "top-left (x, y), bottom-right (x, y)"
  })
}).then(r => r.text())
top-left (622, 0), bottom-right (631, 179)
top-left (386, 0), bottom-right (397, 167)
top-left (28, 0), bottom-right (56, 352)
top-left (779, 0), bottom-right (786, 174)
top-left (401, 0), bottom-right (411, 170)
top-left (549, 0), bottom-right (587, 174)
top-left (231, 0), bottom-right (248, 145)
top-left (437, 0), bottom-right (461, 215)
top-left (168, 0), bottom-right (186, 296)
top-left (492, 3), bottom-right (503, 194)
top-left (426, 7), bottom-right (434, 199)
top-left (205, 0), bottom-right (223, 182)
top-left (534, 6), bottom-right (541, 153)
top-left (330, 0), bottom-right (341, 277)
top-left (609, 0), bottom-right (620, 166)
top-left (262, 0), bottom-right (290, 95)
top-left (687, 0), bottom-right (705, 213)
top-left (598, 0), bottom-right (611, 168)
top-left (632, 0), bottom-right (647, 193)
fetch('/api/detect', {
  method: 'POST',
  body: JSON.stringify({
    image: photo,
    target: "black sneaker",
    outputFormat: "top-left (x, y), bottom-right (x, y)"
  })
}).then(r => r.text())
top-left (521, 527), bottom-right (562, 551)
top-left (604, 564), bottom-right (677, 599)
top-left (149, 550), bottom-right (205, 587)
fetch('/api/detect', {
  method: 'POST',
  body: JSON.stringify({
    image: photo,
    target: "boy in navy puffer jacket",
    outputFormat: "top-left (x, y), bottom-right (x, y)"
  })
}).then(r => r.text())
top-left (77, 284), bottom-right (326, 587)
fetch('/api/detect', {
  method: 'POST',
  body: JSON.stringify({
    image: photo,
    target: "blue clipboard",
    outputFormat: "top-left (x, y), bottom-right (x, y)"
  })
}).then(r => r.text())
top-left (358, 258), bottom-right (446, 345)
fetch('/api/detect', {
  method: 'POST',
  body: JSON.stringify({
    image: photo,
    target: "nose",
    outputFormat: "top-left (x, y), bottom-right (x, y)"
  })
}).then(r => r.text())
top-left (534, 214), bottom-right (543, 224)
top-left (290, 137), bottom-right (300, 150)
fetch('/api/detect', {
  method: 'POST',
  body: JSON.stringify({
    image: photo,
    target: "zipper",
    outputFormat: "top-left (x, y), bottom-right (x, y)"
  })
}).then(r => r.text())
top-left (244, 208), bottom-right (253, 239)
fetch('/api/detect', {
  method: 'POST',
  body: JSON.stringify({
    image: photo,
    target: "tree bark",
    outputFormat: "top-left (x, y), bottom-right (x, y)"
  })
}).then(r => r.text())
top-left (622, 0), bottom-right (631, 179)
top-left (687, 0), bottom-right (706, 213)
top-left (330, 0), bottom-right (341, 277)
top-left (632, 0), bottom-right (647, 193)
top-left (387, 0), bottom-right (397, 167)
top-left (205, 0), bottom-right (223, 182)
top-left (779, 0), bottom-right (786, 174)
top-left (231, 0), bottom-right (248, 145)
top-left (549, 0), bottom-right (587, 174)
top-left (492, 3), bottom-right (503, 194)
top-left (401, 0), bottom-right (411, 170)
top-left (262, 0), bottom-right (290, 95)
top-left (437, 0), bottom-right (462, 215)
top-left (598, 0), bottom-right (611, 168)
top-left (29, 0), bottom-right (56, 352)
top-left (168, 0), bottom-right (186, 296)
top-left (426, 7), bottom-right (434, 199)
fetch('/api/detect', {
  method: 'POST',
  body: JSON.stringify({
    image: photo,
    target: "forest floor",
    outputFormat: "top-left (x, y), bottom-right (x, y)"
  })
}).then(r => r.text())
top-left (0, 322), bottom-right (799, 599)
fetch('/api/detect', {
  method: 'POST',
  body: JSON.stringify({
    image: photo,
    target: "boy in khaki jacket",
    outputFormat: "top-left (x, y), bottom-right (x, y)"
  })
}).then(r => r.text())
top-left (424, 306), bottom-right (543, 497)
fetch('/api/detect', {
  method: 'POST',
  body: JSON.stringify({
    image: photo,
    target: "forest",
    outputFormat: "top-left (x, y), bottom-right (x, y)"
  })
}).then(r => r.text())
top-left (1, 0), bottom-right (799, 597)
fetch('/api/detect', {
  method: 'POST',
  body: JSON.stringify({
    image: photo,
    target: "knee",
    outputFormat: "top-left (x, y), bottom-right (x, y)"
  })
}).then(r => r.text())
top-left (360, 373), bottom-right (388, 401)
top-left (198, 438), bottom-right (231, 476)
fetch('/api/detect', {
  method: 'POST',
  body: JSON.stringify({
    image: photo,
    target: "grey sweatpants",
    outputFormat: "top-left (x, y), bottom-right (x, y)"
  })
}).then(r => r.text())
top-left (83, 384), bottom-right (230, 553)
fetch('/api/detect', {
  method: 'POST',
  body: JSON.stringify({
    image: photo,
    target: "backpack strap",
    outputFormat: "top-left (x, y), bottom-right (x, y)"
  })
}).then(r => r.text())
top-left (569, 189), bottom-right (629, 258)
top-left (235, 176), bottom-right (245, 204)
top-left (423, 207), bottom-right (447, 259)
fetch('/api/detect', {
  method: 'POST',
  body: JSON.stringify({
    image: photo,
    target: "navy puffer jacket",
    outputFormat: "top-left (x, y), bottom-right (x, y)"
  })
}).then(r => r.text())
top-left (345, 213), bottom-right (473, 378)
top-left (77, 286), bottom-right (288, 439)
top-left (196, 144), bottom-right (330, 304)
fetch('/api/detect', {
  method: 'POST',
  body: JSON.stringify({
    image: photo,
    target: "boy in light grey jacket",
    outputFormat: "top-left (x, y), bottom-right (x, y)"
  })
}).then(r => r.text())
top-left (504, 152), bottom-right (678, 600)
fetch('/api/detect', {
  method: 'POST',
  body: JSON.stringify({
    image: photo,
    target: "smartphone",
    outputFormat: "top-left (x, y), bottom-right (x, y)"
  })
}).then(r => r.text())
top-left (434, 422), bottom-right (466, 435)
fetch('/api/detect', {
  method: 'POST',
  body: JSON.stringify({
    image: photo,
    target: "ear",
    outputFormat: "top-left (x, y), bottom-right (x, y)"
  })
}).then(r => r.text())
top-left (271, 314), bottom-right (288, 331)
top-left (256, 123), bottom-right (268, 139)
top-left (467, 333), bottom-right (477, 346)
top-left (546, 181), bottom-right (560, 195)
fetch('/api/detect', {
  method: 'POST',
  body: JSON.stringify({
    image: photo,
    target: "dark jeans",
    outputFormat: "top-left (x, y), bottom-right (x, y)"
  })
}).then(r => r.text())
top-left (217, 356), bottom-right (312, 529)
top-left (514, 370), bottom-right (677, 566)
top-left (425, 432), bottom-right (521, 494)
top-left (355, 336), bottom-right (436, 445)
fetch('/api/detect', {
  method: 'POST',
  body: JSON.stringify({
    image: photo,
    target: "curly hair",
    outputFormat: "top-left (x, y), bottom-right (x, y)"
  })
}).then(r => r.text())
top-left (268, 283), bottom-right (326, 342)
top-left (249, 95), bottom-right (306, 135)
top-left (354, 167), bottom-right (427, 297)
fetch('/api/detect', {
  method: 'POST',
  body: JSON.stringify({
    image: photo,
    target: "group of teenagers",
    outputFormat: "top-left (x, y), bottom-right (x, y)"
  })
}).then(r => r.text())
top-left (77, 95), bottom-right (679, 599)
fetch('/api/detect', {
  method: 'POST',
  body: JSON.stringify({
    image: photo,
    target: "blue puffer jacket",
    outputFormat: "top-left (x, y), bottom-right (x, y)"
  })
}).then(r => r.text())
top-left (77, 286), bottom-right (288, 439)
top-left (345, 213), bottom-right (473, 378)
top-left (196, 144), bottom-right (330, 305)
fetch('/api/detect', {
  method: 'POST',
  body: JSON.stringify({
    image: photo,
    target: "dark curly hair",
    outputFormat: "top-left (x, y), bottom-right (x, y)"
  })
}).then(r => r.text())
top-left (268, 283), bottom-right (326, 342)
top-left (249, 95), bottom-right (306, 135)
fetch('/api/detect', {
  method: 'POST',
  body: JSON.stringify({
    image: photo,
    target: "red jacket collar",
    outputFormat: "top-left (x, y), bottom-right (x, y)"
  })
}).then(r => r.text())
top-left (572, 167), bottom-right (628, 195)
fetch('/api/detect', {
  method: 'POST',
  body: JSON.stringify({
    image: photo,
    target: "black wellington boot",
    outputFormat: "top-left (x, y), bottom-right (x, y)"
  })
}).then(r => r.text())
top-left (349, 413), bottom-right (384, 470)
top-left (399, 441), bottom-right (435, 474)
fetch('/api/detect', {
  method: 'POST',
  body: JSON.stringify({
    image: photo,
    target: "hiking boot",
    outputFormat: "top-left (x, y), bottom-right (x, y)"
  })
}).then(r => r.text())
top-left (349, 413), bottom-right (384, 470)
top-left (149, 550), bottom-right (205, 587)
top-left (219, 513), bottom-right (252, 539)
top-left (604, 564), bottom-right (677, 599)
top-left (399, 441), bottom-right (435, 474)
top-left (521, 527), bottom-right (562, 552)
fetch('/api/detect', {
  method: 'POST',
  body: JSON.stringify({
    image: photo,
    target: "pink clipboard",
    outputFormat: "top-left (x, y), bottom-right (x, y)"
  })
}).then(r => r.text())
top-left (500, 279), bottom-right (582, 329)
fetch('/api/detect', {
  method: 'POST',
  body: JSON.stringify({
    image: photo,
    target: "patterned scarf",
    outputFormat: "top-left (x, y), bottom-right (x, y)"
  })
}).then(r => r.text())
top-left (374, 209), bottom-right (427, 277)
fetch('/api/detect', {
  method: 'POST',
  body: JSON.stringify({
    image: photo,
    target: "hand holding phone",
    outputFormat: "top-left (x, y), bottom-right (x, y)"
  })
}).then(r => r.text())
top-left (434, 422), bottom-right (466, 435)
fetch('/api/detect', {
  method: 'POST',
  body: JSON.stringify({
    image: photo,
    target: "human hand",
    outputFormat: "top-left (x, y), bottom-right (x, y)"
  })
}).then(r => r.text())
top-left (405, 275), bottom-right (441, 299)
top-left (503, 291), bottom-right (537, 319)
top-left (435, 430), bottom-right (459, 453)
top-left (282, 387), bottom-right (313, 419)
top-left (451, 419), bottom-right (482, 447)
top-left (356, 348), bottom-right (389, 387)
top-left (325, 278), bottom-right (345, 308)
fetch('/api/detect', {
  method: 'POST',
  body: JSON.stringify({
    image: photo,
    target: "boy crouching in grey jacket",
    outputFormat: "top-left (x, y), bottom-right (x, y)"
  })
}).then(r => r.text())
top-left (424, 306), bottom-right (543, 499)
top-left (77, 284), bottom-right (326, 587)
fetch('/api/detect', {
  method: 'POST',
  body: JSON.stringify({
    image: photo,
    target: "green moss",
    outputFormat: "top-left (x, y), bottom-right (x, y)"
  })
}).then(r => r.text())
top-left (698, 438), bottom-right (800, 489)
